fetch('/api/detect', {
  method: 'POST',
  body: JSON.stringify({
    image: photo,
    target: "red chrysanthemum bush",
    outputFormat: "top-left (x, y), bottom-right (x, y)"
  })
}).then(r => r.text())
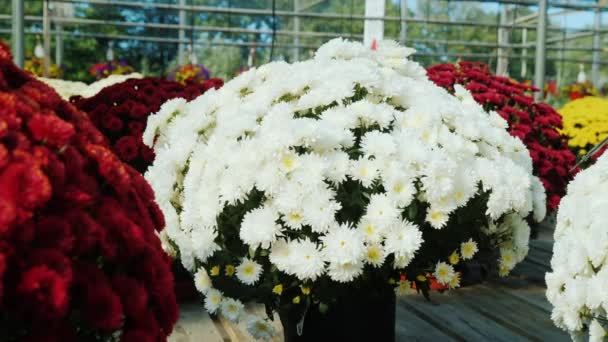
top-left (72, 77), bottom-right (223, 172)
top-left (427, 61), bottom-right (576, 210)
top-left (0, 42), bottom-right (178, 341)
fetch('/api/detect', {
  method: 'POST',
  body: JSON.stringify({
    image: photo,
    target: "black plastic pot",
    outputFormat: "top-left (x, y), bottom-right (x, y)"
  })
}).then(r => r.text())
top-left (279, 285), bottom-right (396, 342)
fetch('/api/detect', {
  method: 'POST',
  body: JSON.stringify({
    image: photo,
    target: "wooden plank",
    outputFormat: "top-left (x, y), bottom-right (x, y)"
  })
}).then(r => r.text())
top-left (453, 286), bottom-right (569, 342)
top-left (485, 279), bottom-right (553, 313)
top-left (169, 303), bottom-right (226, 342)
top-left (395, 302), bottom-right (456, 342)
top-left (511, 261), bottom-right (550, 283)
top-left (399, 293), bottom-right (527, 342)
top-left (490, 286), bottom-right (553, 314)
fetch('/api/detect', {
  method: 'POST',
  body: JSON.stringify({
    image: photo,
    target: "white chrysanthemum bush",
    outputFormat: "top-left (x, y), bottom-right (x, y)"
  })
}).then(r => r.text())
top-left (145, 38), bottom-right (546, 339)
top-left (546, 154), bottom-right (608, 342)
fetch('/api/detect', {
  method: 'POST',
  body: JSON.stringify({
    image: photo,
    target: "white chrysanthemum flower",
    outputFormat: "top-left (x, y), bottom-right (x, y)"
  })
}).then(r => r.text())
top-left (349, 157), bottom-right (379, 187)
top-left (289, 239), bottom-right (325, 280)
top-left (448, 273), bottom-right (461, 289)
top-left (321, 223), bottom-right (366, 264)
top-left (384, 220), bottom-right (423, 263)
top-left (278, 150), bottom-right (300, 173)
top-left (434, 261), bottom-right (455, 285)
top-left (366, 193), bottom-right (400, 229)
top-left (204, 289), bottom-right (223, 314)
top-left (325, 151), bottom-right (350, 184)
top-left (357, 216), bottom-right (385, 243)
top-left (328, 261), bottom-right (364, 283)
top-left (240, 207), bottom-right (283, 249)
top-left (236, 258), bottom-right (263, 285)
top-left (365, 244), bottom-right (386, 267)
top-left (194, 267), bottom-right (212, 295)
top-left (395, 280), bottom-right (412, 297)
top-left (499, 248), bottom-right (518, 271)
top-left (143, 98), bottom-right (188, 148)
top-left (425, 207), bottom-right (449, 229)
top-left (282, 209), bottom-right (304, 230)
top-left (460, 238), bottom-right (479, 260)
top-left (302, 191), bottom-right (341, 233)
top-left (191, 228), bottom-right (221, 262)
top-left (220, 298), bottom-right (245, 323)
top-left (361, 131), bottom-right (396, 159)
top-left (246, 315), bottom-right (276, 341)
top-left (269, 239), bottom-right (292, 272)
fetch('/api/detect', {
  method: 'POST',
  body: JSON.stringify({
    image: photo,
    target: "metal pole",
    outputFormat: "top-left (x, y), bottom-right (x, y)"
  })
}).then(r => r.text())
top-left (11, 0), bottom-right (24, 67)
top-left (178, 0), bottom-right (186, 64)
top-left (534, 0), bottom-right (547, 101)
top-left (55, 23), bottom-right (63, 66)
top-left (592, 8), bottom-right (601, 87)
top-left (520, 28), bottom-right (527, 78)
top-left (496, 4), bottom-right (509, 76)
top-left (293, 0), bottom-right (300, 61)
top-left (399, 0), bottom-right (407, 44)
top-left (43, 0), bottom-right (51, 77)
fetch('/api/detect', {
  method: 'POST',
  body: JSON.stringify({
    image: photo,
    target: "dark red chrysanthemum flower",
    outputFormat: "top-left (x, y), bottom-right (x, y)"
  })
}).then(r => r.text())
top-left (0, 41), bottom-right (177, 341)
top-left (72, 77), bottom-right (223, 172)
top-left (427, 61), bottom-right (576, 210)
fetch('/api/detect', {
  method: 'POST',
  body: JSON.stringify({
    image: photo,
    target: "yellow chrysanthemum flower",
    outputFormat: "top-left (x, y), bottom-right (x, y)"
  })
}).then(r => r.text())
top-left (559, 97), bottom-right (608, 152)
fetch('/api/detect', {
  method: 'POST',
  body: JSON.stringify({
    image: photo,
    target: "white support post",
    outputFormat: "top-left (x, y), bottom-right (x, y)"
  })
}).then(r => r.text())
top-left (364, 0), bottom-right (385, 47)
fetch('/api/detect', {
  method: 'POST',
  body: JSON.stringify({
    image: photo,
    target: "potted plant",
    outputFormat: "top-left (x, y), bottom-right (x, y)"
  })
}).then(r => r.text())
top-left (144, 38), bottom-right (546, 341)
top-left (546, 152), bottom-right (608, 341)
top-left (0, 41), bottom-right (178, 341)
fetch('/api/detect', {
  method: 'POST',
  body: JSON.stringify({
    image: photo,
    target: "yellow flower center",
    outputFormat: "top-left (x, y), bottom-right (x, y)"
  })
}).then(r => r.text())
top-left (282, 155), bottom-right (294, 169)
top-left (367, 248), bottom-right (380, 261)
top-left (256, 322), bottom-right (269, 332)
top-left (393, 183), bottom-right (403, 193)
top-left (430, 212), bottom-right (443, 220)
top-left (243, 264), bottom-right (255, 275)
